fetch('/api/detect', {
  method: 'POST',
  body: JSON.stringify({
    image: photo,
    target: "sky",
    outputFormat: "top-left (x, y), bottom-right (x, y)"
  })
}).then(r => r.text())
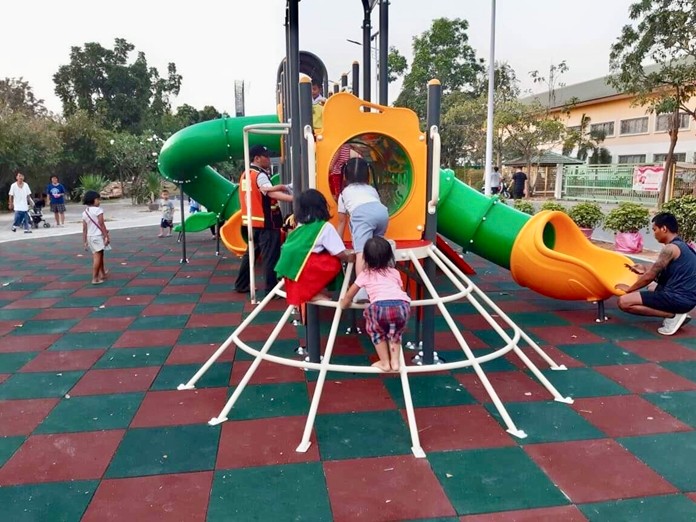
top-left (1, 0), bottom-right (637, 117)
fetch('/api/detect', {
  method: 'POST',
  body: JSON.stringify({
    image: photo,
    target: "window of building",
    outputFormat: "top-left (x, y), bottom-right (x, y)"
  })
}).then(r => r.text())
top-left (566, 125), bottom-right (581, 134)
top-left (589, 121), bottom-right (615, 137)
top-left (655, 113), bottom-right (690, 132)
top-left (653, 153), bottom-right (687, 163)
top-left (617, 154), bottom-right (647, 164)
top-left (620, 117), bottom-right (649, 135)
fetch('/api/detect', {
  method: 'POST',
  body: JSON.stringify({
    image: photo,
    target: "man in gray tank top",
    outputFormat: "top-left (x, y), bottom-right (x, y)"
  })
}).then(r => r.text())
top-left (616, 212), bottom-right (696, 336)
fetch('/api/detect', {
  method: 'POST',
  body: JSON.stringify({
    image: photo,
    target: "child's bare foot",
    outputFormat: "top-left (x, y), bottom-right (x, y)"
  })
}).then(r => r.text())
top-left (101, 270), bottom-right (109, 279)
top-left (91, 279), bottom-right (104, 285)
top-left (371, 361), bottom-right (391, 372)
top-left (157, 234), bottom-right (164, 238)
top-left (390, 357), bottom-right (400, 372)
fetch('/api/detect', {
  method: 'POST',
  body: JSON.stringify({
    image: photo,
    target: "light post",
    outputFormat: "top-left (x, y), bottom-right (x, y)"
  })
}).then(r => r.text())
top-left (346, 33), bottom-right (379, 101)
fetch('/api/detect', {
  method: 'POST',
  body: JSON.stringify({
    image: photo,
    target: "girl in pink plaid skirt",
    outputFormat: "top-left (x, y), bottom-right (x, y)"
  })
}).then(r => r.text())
top-left (340, 237), bottom-right (411, 371)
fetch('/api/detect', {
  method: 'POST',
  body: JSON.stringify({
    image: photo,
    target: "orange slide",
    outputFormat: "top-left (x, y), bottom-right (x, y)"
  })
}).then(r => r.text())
top-left (219, 211), bottom-right (247, 257)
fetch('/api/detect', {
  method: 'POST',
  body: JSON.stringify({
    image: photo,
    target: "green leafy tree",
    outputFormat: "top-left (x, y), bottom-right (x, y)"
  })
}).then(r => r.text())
top-left (386, 46), bottom-right (407, 83)
top-left (440, 93), bottom-right (487, 167)
top-left (53, 38), bottom-right (182, 134)
top-left (0, 77), bottom-right (47, 117)
top-left (608, 0), bottom-right (696, 205)
top-left (562, 114), bottom-right (612, 164)
top-left (394, 18), bottom-right (483, 119)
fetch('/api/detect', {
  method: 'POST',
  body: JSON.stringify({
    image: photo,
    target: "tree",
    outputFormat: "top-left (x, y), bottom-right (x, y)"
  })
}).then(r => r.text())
top-left (100, 132), bottom-right (162, 203)
top-left (0, 78), bottom-right (47, 117)
top-left (386, 46), bottom-right (407, 83)
top-left (394, 18), bottom-right (483, 118)
top-left (609, 0), bottom-right (696, 205)
top-left (53, 38), bottom-right (182, 134)
top-left (562, 114), bottom-right (612, 164)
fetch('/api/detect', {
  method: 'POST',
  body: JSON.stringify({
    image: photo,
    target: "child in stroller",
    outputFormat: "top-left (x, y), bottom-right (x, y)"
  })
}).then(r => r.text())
top-left (30, 193), bottom-right (51, 229)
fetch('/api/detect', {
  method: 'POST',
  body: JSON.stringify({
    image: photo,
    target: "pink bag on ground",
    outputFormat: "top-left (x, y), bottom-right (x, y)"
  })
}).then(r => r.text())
top-left (615, 232), bottom-right (643, 254)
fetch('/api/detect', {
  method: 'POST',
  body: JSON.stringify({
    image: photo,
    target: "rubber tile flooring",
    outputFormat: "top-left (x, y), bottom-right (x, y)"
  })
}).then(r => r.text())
top-left (1, 229), bottom-right (696, 521)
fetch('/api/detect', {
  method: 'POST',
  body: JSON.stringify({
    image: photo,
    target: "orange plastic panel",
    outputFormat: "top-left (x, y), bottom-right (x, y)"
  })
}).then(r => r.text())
top-left (316, 93), bottom-right (427, 241)
top-left (220, 210), bottom-right (247, 257)
top-left (510, 211), bottom-right (638, 301)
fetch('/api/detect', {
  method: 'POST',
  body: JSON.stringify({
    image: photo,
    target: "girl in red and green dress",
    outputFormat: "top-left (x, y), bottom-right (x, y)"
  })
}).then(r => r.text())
top-left (275, 189), bottom-right (355, 305)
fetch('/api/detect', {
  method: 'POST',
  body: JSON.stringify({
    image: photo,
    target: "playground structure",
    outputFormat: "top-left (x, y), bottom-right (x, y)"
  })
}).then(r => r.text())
top-left (157, 1), bottom-right (639, 456)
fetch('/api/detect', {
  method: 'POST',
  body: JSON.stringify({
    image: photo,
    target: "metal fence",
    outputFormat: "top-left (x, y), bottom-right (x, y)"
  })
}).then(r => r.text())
top-left (561, 164), bottom-right (660, 206)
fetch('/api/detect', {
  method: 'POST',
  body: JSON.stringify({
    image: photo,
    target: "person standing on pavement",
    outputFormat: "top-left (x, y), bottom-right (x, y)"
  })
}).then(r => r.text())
top-left (512, 167), bottom-right (527, 199)
top-left (8, 172), bottom-right (33, 233)
top-left (46, 175), bottom-right (67, 227)
top-left (490, 166), bottom-right (502, 195)
top-left (616, 212), bottom-right (696, 336)
top-left (234, 145), bottom-right (293, 296)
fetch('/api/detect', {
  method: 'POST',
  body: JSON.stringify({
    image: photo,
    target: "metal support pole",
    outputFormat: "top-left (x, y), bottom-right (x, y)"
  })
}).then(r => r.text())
top-left (362, 5), bottom-right (372, 103)
top-left (287, 0), bottom-right (302, 203)
top-left (351, 61), bottom-right (360, 97)
top-left (179, 183), bottom-right (188, 264)
top-left (483, 0), bottom-right (497, 196)
top-left (379, 0), bottom-right (389, 105)
top-left (341, 73), bottom-right (348, 91)
top-left (422, 80), bottom-right (442, 365)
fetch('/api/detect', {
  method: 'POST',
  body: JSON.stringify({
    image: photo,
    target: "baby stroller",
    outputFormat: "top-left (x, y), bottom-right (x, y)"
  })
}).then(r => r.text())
top-left (30, 198), bottom-right (50, 229)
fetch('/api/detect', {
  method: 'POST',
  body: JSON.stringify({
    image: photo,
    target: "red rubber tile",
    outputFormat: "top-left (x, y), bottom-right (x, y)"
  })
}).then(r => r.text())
top-left (0, 334), bottom-right (60, 353)
top-left (141, 303), bottom-right (196, 317)
top-left (459, 505), bottom-right (587, 521)
top-left (104, 295), bottom-right (155, 307)
top-left (70, 367), bottom-right (159, 396)
top-left (616, 339), bottom-right (696, 362)
top-left (160, 284), bottom-right (205, 295)
top-left (506, 345), bottom-right (585, 370)
top-left (525, 439), bottom-right (678, 503)
top-left (71, 286), bottom-right (120, 298)
top-left (0, 373), bottom-right (8, 384)
top-left (231, 360), bottom-right (307, 386)
top-left (43, 281), bottom-right (84, 290)
top-left (186, 313), bottom-right (242, 328)
top-left (113, 329), bottom-right (181, 348)
top-left (130, 388), bottom-right (229, 428)
top-left (241, 324), bottom-right (297, 342)
top-left (166, 344), bottom-right (237, 365)
top-left (34, 307), bottom-right (94, 320)
top-left (528, 326), bottom-right (605, 345)
top-left (125, 278), bottom-right (171, 287)
top-left (306, 379), bottom-right (396, 414)
top-left (595, 363), bottom-right (696, 394)
top-left (0, 430), bottom-right (124, 485)
top-left (19, 350), bottom-right (104, 372)
top-left (455, 371), bottom-right (551, 403)
top-left (0, 291), bottom-right (30, 300)
top-left (82, 471), bottom-right (213, 522)
top-left (216, 416), bottom-right (320, 469)
top-left (70, 318), bottom-right (135, 333)
top-left (0, 398), bottom-right (59, 436)
top-left (4, 298), bottom-right (61, 309)
top-left (324, 455), bottom-right (456, 522)
top-left (402, 405), bottom-right (516, 452)
top-left (572, 395), bottom-right (692, 437)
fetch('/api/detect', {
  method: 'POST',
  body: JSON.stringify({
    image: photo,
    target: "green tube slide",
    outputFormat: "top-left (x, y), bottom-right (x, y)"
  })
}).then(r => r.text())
top-left (158, 114), bottom-right (281, 221)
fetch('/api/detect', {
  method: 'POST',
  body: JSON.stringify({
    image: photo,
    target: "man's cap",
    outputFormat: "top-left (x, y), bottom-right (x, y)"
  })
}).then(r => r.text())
top-left (249, 145), bottom-right (270, 158)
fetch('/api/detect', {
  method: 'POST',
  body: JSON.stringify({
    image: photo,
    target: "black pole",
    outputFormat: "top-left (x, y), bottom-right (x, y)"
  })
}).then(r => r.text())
top-left (287, 1), bottom-right (302, 204)
top-left (179, 183), bottom-right (188, 264)
top-left (379, 0), bottom-right (389, 105)
top-left (351, 61), bottom-right (360, 97)
top-left (362, 5), bottom-right (372, 103)
top-left (341, 73), bottom-right (348, 91)
top-left (421, 80), bottom-right (442, 365)
top-left (333, 83), bottom-right (340, 95)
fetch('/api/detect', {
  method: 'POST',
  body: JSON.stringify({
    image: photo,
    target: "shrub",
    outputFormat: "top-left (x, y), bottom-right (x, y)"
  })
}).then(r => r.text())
top-left (662, 195), bottom-right (696, 243)
top-left (569, 202), bottom-right (604, 229)
top-left (513, 200), bottom-right (535, 215)
top-left (73, 174), bottom-right (110, 201)
top-left (604, 202), bottom-right (650, 233)
top-left (539, 201), bottom-right (567, 213)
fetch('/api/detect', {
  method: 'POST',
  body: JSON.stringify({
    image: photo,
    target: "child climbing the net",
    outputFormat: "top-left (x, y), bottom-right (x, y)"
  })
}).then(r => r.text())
top-left (275, 189), bottom-right (355, 306)
top-left (340, 236), bottom-right (411, 372)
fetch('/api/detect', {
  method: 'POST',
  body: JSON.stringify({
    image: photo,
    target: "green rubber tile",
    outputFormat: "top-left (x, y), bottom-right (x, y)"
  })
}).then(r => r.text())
top-left (168, 277), bottom-right (209, 286)
top-left (0, 480), bottom-right (98, 522)
top-left (314, 410), bottom-right (411, 460)
top-left (117, 286), bottom-right (161, 296)
top-left (60, 274), bottom-right (93, 282)
top-left (643, 391), bottom-right (696, 427)
top-left (193, 301), bottom-right (245, 314)
top-left (661, 361), bottom-right (696, 382)
top-left (3, 282), bottom-right (44, 291)
top-left (152, 293), bottom-right (200, 304)
top-left (105, 424), bottom-right (220, 478)
top-left (93, 347), bottom-right (171, 369)
top-left (12, 319), bottom-right (79, 336)
top-left (303, 354), bottom-right (379, 381)
top-left (428, 446), bottom-right (568, 515)
top-left (485, 401), bottom-right (604, 444)
top-left (507, 312), bottom-right (571, 328)
top-left (150, 363), bottom-right (232, 390)
top-left (476, 329), bottom-right (542, 349)
top-left (0, 352), bottom-right (37, 372)
top-left (35, 392), bottom-right (144, 433)
top-left (0, 309), bottom-right (40, 321)
top-left (177, 327), bottom-right (235, 345)
top-left (384, 374), bottom-right (476, 408)
top-left (585, 322), bottom-right (656, 341)
top-left (54, 297), bottom-right (108, 308)
top-left (129, 314), bottom-right (190, 330)
top-left (450, 350), bottom-right (518, 373)
top-left (26, 289), bottom-right (74, 299)
top-left (0, 436), bottom-right (24, 466)
top-left (48, 331), bottom-right (122, 351)
top-left (252, 309), bottom-right (292, 324)
top-left (579, 494), bottom-right (696, 522)
top-left (207, 463), bottom-right (331, 522)
top-left (236, 339), bottom-right (306, 362)
top-left (88, 305), bottom-right (146, 318)
top-left (557, 342), bottom-right (646, 366)
top-left (618, 431), bottom-right (696, 490)
top-left (539, 367), bottom-right (630, 398)
top-left (0, 371), bottom-right (84, 399)
top-left (228, 382), bottom-right (310, 420)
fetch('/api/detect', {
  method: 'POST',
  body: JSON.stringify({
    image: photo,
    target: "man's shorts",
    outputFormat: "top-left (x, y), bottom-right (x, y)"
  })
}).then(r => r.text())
top-left (50, 203), bottom-right (66, 213)
top-left (161, 219), bottom-right (173, 229)
top-left (87, 235), bottom-right (106, 254)
top-left (350, 202), bottom-right (389, 253)
top-left (363, 300), bottom-right (410, 345)
top-left (641, 289), bottom-right (695, 314)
